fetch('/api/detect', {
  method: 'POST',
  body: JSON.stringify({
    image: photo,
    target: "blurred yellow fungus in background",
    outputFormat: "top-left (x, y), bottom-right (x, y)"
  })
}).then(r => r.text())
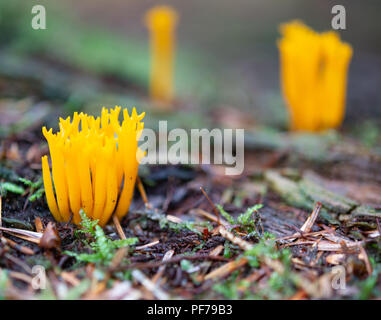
top-left (41, 107), bottom-right (145, 227)
top-left (278, 21), bottom-right (353, 132)
top-left (145, 6), bottom-right (178, 105)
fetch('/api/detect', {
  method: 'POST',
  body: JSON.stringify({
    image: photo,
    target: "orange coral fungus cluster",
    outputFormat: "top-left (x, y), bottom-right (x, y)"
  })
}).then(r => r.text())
top-left (41, 107), bottom-right (145, 227)
top-left (145, 6), bottom-right (178, 103)
top-left (278, 20), bottom-right (353, 132)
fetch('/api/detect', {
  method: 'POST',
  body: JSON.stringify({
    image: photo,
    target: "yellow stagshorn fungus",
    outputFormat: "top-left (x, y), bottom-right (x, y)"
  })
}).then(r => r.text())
top-left (278, 21), bottom-right (353, 132)
top-left (145, 6), bottom-right (178, 104)
top-left (42, 107), bottom-right (145, 227)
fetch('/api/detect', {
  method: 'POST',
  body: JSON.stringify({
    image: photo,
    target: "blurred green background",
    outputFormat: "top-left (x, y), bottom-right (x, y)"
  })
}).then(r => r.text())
top-left (1, 0), bottom-right (381, 137)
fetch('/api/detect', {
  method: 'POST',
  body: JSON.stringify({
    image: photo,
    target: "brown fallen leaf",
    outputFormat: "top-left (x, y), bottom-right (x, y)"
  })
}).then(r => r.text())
top-left (39, 222), bottom-right (60, 249)
top-left (7, 143), bottom-right (21, 161)
top-left (26, 144), bottom-right (47, 164)
top-left (34, 217), bottom-right (44, 233)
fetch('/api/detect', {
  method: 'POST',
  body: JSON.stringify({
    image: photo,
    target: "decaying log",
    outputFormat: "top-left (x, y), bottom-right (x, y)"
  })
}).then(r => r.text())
top-left (264, 170), bottom-right (381, 223)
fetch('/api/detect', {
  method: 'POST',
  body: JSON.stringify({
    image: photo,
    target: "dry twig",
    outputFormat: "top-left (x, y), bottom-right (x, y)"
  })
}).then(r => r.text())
top-left (204, 257), bottom-right (248, 281)
top-left (200, 187), bottom-right (221, 225)
top-left (113, 214), bottom-right (126, 240)
top-left (0, 226), bottom-right (42, 244)
top-left (1, 237), bottom-right (35, 255)
top-left (135, 240), bottom-right (160, 251)
top-left (132, 269), bottom-right (169, 300)
top-left (136, 176), bottom-right (151, 208)
top-left (218, 225), bottom-right (253, 251)
top-left (190, 208), bottom-right (229, 227)
top-left (152, 249), bottom-right (175, 284)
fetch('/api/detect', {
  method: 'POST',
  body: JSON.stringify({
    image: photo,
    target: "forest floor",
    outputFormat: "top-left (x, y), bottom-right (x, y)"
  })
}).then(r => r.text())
top-left (1, 81), bottom-right (381, 299)
top-left (1, 1), bottom-right (381, 300)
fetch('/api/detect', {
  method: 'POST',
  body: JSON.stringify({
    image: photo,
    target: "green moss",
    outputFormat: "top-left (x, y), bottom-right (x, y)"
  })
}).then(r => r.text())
top-left (65, 210), bottom-right (138, 266)
top-left (217, 204), bottom-right (264, 236)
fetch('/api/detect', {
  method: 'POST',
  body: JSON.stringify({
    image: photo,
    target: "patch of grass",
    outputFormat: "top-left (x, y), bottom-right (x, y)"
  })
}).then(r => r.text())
top-left (0, 176), bottom-right (44, 201)
top-left (357, 258), bottom-right (381, 299)
top-left (223, 241), bottom-right (235, 258)
top-left (243, 233), bottom-right (287, 267)
top-left (213, 271), bottom-right (241, 299)
top-left (0, 181), bottom-right (25, 196)
top-left (214, 234), bottom-right (296, 299)
top-left (245, 236), bottom-right (296, 299)
top-left (75, 209), bottom-right (99, 238)
top-left (19, 177), bottom-right (44, 202)
top-left (217, 204), bottom-right (264, 236)
top-left (65, 210), bottom-right (138, 266)
top-left (159, 217), bottom-right (213, 237)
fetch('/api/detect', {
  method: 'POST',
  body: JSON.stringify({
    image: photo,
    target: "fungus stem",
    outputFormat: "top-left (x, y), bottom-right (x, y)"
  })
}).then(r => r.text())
top-left (145, 6), bottom-right (178, 104)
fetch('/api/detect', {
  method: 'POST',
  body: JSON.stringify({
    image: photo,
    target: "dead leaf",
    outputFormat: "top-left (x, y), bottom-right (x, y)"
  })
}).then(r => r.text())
top-left (39, 222), bottom-right (60, 249)
top-left (7, 143), bottom-right (21, 161)
top-left (34, 217), bottom-right (44, 233)
top-left (26, 144), bottom-right (46, 164)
